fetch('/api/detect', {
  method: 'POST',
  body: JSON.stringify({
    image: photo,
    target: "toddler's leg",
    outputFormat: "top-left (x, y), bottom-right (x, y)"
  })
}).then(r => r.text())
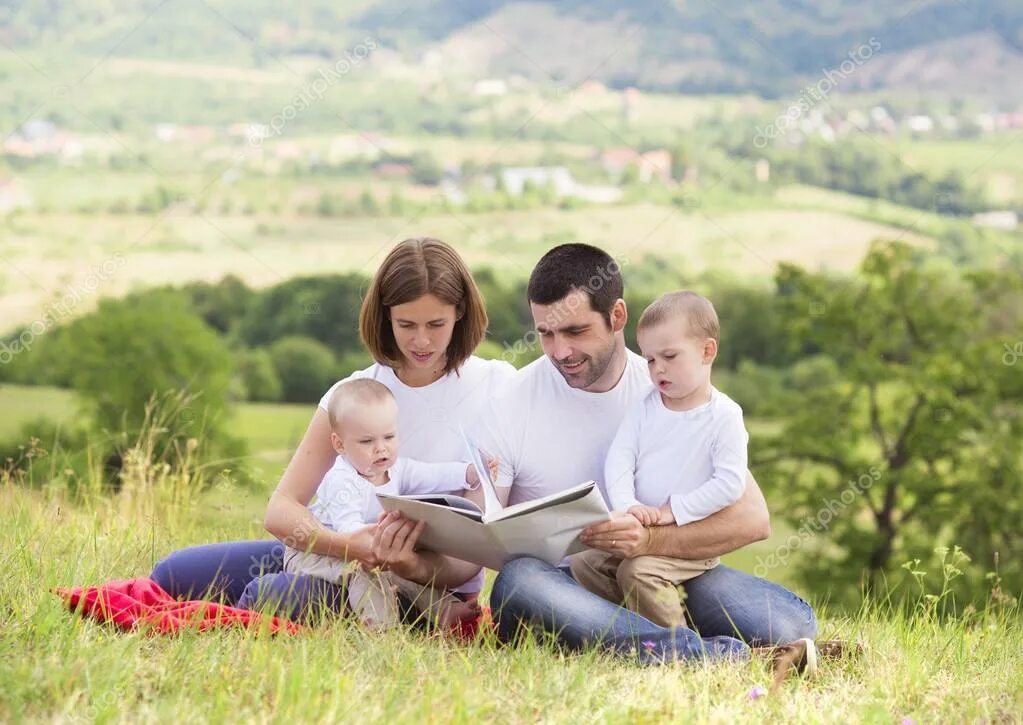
top-left (347, 571), bottom-right (401, 630)
top-left (282, 546), bottom-right (350, 584)
top-left (616, 556), bottom-right (719, 629)
top-left (569, 549), bottom-right (625, 605)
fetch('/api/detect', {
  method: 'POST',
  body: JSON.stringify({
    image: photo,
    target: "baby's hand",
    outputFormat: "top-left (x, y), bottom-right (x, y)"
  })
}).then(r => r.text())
top-left (465, 455), bottom-right (499, 488)
top-left (628, 504), bottom-right (670, 526)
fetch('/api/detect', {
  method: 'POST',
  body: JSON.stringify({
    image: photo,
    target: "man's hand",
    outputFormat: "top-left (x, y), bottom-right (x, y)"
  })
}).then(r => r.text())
top-left (580, 512), bottom-right (653, 559)
top-left (372, 511), bottom-right (427, 579)
top-left (627, 504), bottom-right (673, 526)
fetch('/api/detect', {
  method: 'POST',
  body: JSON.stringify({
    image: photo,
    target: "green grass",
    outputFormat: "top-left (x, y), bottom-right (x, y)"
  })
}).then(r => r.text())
top-left (1, 477), bottom-right (1020, 722)
top-left (1, 388), bottom-right (1020, 721)
top-left (0, 199), bottom-right (941, 330)
top-left (898, 134), bottom-right (1023, 205)
top-left (0, 384), bottom-right (77, 439)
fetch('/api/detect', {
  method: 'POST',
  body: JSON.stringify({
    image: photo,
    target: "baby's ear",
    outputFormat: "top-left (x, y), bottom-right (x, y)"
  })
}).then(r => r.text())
top-left (330, 431), bottom-right (345, 455)
top-left (703, 338), bottom-right (719, 363)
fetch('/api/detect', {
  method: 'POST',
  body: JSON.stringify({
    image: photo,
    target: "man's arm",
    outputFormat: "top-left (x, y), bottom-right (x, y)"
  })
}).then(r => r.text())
top-left (580, 471), bottom-right (771, 560)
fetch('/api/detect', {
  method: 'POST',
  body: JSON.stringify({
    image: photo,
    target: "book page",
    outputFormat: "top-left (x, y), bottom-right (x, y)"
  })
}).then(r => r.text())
top-left (460, 426), bottom-right (504, 520)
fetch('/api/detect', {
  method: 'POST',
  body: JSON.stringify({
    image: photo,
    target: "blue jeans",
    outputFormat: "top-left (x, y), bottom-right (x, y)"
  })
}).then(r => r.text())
top-left (150, 540), bottom-right (347, 622)
top-left (490, 557), bottom-right (817, 664)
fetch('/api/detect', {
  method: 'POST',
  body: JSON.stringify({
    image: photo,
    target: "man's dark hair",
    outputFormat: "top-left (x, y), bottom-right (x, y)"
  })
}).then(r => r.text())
top-left (527, 243), bottom-right (624, 324)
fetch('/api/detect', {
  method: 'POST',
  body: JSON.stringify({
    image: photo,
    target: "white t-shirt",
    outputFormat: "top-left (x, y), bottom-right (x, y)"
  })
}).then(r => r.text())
top-left (473, 349), bottom-right (653, 505)
top-left (310, 456), bottom-right (469, 533)
top-left (604, 387), bottom-right (748, 526)
top-left (318, 355), bottom-right (515, 592)
top-left (319, 356), bottom-right (516, 462)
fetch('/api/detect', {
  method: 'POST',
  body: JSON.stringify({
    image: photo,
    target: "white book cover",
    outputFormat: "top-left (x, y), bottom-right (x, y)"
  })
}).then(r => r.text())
top-left (376, 429), bottom-right (611, 570)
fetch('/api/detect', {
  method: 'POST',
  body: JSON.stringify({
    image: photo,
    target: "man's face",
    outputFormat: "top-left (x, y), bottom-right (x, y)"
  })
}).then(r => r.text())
top-left (530, 288), bottom-right (620, 391)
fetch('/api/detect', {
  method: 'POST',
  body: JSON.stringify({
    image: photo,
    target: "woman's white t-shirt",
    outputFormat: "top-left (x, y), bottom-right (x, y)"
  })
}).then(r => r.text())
top-left (317, 355), bottom-right (516, 592)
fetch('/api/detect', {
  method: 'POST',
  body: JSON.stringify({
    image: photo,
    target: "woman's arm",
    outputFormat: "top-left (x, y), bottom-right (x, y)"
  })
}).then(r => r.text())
top-left (263, 407), bottom-right (378, 566)
top-left (581, 471), bottom-right (771, 560)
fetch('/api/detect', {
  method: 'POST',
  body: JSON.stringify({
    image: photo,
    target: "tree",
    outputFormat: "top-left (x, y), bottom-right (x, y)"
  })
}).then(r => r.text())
top-left (410, 151), bottom-right (443, 186)
top-left (238, 274), bottom-right (367, 355)
top-left (758, 241), bottom-right (1023, 610)
top-left (269, 336), bottom-right (338, 403)
top-left (61, 292), bottom-right (243, 483)
top-left (235, 348), bottom-right (283, 402)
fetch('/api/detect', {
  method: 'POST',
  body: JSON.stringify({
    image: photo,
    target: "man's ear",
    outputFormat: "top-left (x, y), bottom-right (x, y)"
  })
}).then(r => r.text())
top-left (610, 298), bottom-right (628, 333)
top-left (703, 338), bottom-right (719, 364)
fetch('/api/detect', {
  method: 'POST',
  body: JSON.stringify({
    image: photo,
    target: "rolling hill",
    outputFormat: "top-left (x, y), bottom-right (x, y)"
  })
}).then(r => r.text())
top-left (1, 0), bottom-right (1022, 99)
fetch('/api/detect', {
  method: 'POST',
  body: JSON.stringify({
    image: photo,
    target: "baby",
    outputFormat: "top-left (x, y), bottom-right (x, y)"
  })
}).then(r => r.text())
top-left (283, 378), bottom-right (485, 630)
top-left (571, 291), bottom-right (748, 628)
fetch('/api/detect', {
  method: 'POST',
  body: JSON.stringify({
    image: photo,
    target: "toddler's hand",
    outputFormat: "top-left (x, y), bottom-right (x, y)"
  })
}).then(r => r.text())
top-left (627, 505), bottom-right (661, 526)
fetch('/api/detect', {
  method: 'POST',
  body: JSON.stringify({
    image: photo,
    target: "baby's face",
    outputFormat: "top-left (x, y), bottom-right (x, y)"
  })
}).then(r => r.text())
top-left (334, 398), bottom-right (400, 478)
top-left (637, 319), bottom-right (715, 402)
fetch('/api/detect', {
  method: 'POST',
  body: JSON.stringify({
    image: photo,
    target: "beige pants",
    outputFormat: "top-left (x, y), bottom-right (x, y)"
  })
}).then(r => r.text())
top-left (283, 546), bottom-right (460, 630)
top-left (569, 549), bottom-right (719, 628)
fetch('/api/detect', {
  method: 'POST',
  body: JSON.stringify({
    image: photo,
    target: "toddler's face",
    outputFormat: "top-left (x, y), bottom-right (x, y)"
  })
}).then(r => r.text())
top-left (333, 398), bottom-right (400, 479)
top-left (637, 319), bottom-right (715, 403)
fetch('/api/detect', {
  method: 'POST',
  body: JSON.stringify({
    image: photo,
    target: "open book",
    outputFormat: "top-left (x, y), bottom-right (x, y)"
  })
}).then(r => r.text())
top-left (376, 429), bottom-right (611, 570)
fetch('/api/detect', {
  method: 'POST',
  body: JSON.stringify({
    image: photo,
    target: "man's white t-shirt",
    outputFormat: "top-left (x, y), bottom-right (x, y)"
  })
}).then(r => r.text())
top-left (473, 349), bottom-right (653, 505)
top-left (604, 387), bottom-right (749, 527)
top-left (318, 355), bottom-right (515, 592)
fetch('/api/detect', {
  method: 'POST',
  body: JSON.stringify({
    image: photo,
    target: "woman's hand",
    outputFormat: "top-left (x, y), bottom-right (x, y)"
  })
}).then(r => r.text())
top-left (344, 524), bottom-right (382, 569)
top-left (372, 511), bottom-right (428, 580)
top-left (580, 512), bottom-right (653, 559)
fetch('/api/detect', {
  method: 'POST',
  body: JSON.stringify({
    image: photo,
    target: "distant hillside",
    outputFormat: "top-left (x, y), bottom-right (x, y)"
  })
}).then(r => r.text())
top-left (2, 0), bottom-right (1022, 99)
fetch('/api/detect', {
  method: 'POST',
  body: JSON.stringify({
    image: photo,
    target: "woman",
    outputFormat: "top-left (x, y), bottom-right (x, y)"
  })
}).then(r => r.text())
top-left (151, 238), bottom-right (514, 621)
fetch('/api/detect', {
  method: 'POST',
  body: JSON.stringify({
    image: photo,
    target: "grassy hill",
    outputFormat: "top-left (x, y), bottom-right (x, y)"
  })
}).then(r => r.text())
top-left (2, 0), bottom-right (1022, 98)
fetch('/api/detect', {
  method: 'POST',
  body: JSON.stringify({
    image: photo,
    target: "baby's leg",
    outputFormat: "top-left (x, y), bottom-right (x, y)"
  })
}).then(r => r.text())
top-left (347, 570), bottom-right (401, 630)
top-left (282, 546), bottom-right (350, 584)
top-left (568, 549), bottom-right (625, 605)
top-left (390, 577), bottom-right (479, 630)
top-left (616, 556), bottom-right (719, 629)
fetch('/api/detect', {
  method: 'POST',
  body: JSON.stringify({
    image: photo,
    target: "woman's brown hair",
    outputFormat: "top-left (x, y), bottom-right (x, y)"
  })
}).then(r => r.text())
top-left (359, 237), bottom-right (488, 375)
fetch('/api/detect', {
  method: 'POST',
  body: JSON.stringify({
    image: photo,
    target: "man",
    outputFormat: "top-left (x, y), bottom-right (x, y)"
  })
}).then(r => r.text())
top-left (474, 243), bottom-right (820, 668)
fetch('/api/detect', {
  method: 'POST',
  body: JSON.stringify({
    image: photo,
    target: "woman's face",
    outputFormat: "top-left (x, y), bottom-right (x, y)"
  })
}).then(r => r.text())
top-left (388, 293), bottom-right (460, 371)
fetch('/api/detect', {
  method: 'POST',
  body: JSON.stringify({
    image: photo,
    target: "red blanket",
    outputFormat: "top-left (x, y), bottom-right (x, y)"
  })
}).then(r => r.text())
top-left (55, 577), bottom-right (302, 635)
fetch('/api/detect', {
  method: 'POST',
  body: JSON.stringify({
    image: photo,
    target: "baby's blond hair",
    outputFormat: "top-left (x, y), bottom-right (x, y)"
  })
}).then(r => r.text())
top-left (326, 378), bottom-right (394, 431)
top-left (638, 290), bottom-right (720, 342)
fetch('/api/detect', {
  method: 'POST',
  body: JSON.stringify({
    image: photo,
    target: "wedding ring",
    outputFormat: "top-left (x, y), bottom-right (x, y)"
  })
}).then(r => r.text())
top-left (611, 539), bottom-right (617, 547)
